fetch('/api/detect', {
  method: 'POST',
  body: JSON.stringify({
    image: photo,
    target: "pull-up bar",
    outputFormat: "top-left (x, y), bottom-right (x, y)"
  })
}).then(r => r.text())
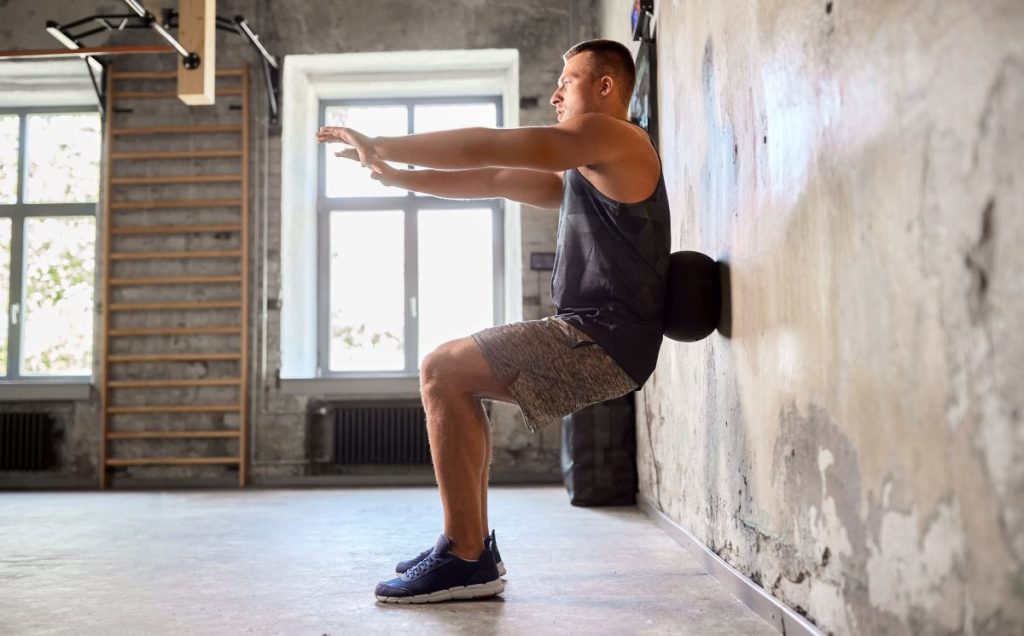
top-left (122, 0), bottom-right (200, 69)
top-left (0, 1), bottom-right (281, 124)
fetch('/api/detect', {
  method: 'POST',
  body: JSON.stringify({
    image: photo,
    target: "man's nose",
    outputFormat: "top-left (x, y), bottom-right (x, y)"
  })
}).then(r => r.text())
top-left (550, 91), bottom-right (561, 106)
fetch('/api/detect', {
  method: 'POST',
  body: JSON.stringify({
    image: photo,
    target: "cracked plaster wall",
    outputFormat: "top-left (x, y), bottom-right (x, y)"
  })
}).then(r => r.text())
top-left (600, 0), bottom-right (1024, 633)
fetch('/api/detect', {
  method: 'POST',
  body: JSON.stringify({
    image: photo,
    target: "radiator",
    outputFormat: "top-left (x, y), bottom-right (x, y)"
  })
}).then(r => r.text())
top-left (0, 413), bottom-right (57, 471)
top-left (333, 402), bottom-right (431, 465)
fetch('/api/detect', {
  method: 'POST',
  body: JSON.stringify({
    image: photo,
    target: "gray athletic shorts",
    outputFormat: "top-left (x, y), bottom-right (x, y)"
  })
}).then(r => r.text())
top-left (470, 317), bottom-right (638, 433)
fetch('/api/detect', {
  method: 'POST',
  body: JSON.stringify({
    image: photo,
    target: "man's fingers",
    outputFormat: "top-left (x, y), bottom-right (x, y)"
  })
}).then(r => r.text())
top-left (316, 126), bottom-right (352, 144)
top-left (334, 148), bottom-right (360, 161)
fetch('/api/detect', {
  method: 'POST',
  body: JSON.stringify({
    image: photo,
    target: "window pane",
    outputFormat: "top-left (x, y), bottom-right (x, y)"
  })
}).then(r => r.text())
top-left (324, 105), bottom-right (407, 198)
top-left (329, 211), bottom-right (405, 372)
top-left (418, 209), bottom-right (494, 364)
top-left (0, 218), bottom-right (10, 374)
top-left (24, 113), bottom-right (101, 204)
top-left (413, 103), bottom-right (498, 133)
top-left (21, 217), bottom-right (95, 375)
top-left (0, 116), bottom-right (18, 204)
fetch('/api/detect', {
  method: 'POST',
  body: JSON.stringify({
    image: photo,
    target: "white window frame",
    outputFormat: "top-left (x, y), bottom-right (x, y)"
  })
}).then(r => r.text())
top-left (279, 50), bottom-right (521, 398)
top-left (0, 60), bottom-right (98, 401)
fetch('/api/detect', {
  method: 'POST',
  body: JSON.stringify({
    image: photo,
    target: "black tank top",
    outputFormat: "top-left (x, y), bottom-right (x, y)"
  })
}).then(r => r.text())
top-left (551, 158), bottom-right (671, 387)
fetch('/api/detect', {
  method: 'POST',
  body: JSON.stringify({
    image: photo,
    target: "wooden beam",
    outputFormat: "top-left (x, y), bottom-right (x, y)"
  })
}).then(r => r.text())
top-left (177, 0), bottom-right (216, 105)
top-left (107, 404), bottom-right (242, 415)
top-left (108, 352), bottom-right (241, 363)
top-left (108, 378), bottom-right (242, 388)
top-left (110, 223), bottom-right (241, 235)
top-left (0, 45), bottom-right (173, 60)
top-left (112, 124), bottom-right (241, 136)
top-left (110, 249), bottom-right (243, 260)
top-left (110, 149), bottom-right (242, 160)
top-left (107, 431), bottom-right (241, 440)
top-left (106, 456), bottom-right (241, 466)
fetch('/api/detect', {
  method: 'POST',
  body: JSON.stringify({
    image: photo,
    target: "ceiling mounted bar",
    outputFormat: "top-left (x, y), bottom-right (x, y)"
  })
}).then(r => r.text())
top-left (234, 18), bottom-right (277, 70)
top-left (122, 0), bottom-right (199, 69)
top-left (45, 21), bottom-right (105, 75)
top-left (84, 57), bottom-right (106, 116)
top-left (234, 16), bottom-right (279, 124)
top-left (7, 5), bottom-right (281, 128)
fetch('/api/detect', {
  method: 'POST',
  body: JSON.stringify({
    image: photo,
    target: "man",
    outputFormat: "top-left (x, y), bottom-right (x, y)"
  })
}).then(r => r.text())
top-left (316, 39), bottom-right (670, 604)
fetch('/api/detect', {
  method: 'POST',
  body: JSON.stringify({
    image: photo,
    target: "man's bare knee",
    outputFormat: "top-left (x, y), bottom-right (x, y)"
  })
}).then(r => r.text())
top-left (421, 341), bottom-right (465, 400)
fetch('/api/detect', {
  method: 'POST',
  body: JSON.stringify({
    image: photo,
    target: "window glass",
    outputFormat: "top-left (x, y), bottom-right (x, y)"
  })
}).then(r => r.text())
top-left (0, 115), bottom-right (18, 204)
top-left (24, 113), bottom-right (102, 204)
top-left (417, 208), bottom-right (493, 364)
top-left (0, 218), bottom-right (10, 374)
top-left (324, 105), bottom-right (407, 198)
top-left (21, 216), bottom-right (96, 375)
top-left (413, 103), bottom-right (498, 133)
top-left (329, 210), bottom-right (405, 371)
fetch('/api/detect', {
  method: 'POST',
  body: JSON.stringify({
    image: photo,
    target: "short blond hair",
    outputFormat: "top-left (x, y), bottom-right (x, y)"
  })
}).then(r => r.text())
top-left (563, 39), bottom-right (636, 104)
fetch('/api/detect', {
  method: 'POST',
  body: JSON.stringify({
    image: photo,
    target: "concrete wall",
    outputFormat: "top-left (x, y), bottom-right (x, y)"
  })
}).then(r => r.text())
top-left (600, 0), bottom-right (1024, 633)
top-left (0, 0), bottom-right (598, 485)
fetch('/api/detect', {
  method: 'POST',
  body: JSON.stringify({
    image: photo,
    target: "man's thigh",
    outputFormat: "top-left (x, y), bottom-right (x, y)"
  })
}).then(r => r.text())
top-left (468, 318), bottom-right (637, 433)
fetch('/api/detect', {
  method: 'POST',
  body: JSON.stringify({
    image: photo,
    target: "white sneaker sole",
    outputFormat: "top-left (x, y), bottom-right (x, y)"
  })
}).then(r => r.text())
top-left (376, 578), bottom-right (505, 604)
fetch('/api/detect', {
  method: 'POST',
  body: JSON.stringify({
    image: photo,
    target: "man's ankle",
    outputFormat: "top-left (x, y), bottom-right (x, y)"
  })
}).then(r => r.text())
top-left (447, 537), bottom-right (485, 561)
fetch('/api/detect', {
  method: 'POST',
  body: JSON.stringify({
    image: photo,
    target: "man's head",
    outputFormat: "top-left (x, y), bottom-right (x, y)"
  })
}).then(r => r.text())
top-left (551, 39), bottom-right (636, 122)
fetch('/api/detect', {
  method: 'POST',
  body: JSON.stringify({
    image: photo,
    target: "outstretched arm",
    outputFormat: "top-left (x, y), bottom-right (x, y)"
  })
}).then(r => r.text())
top-left (366, 161), bottom-right (563, 209)
top-left (316, 113), bottom-right (637, 172)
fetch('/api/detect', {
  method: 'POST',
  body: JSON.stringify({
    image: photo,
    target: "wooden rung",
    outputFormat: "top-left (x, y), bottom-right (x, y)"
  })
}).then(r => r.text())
top-left (110, 300), bottom-right (241, 311)
top-left (109, 352), bottom-right (241, 363)
top-left (107, 430), bottom-right (241, 440)
top-left (112, 198), bottom-right (242, 210)
top-left (111, 224), bottom-right (240, 236)
top-left (108, 378), bottom-right (242, 388)
top-left (111, 69), bottom-right (244, 80)
top-left (109, 326), bottom-right (241, 336)
top-left (107, 404), bottom-right (241, 414)
top-left (109, 275), bottom-right (242, 286)
top-left (110, 250), bottom-right (242, 261)
top-left (112, 124), bottom-right (242, 136)
top-left (115, 87), bottom-right (243, 99)
top-left (112, 175), bottom-right (241, 186)
top-left (106, 456), bottom-right (241, 466)
top-left (111, 149), bottom-right (242, 161)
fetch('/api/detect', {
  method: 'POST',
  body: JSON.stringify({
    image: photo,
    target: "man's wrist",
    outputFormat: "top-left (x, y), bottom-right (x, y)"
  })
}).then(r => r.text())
top-left (373, 136), bottom-right (391, 161)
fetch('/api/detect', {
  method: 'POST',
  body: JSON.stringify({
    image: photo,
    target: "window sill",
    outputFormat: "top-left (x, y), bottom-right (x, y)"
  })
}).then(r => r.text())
top-left (280, 377), bottom-right (420, 400)
top-left (0, 380), bottom-right (92, 401)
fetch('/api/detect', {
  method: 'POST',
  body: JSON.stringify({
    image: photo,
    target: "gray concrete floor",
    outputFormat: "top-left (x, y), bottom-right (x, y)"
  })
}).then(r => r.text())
top-left (0, 486), bottom-right (777, 635)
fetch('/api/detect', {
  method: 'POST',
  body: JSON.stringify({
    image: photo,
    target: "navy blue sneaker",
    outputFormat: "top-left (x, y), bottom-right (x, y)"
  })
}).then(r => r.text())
top-left (376, 534), bottom-right (504, 604)
top-left (486, 530), bottom-right (505, 576)
top-left (396, 530), bottom-right (507, 576)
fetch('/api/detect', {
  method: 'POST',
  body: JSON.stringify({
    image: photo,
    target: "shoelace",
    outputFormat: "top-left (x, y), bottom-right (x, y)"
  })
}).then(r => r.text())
top-left (406, 552), bottom-right (438, 578)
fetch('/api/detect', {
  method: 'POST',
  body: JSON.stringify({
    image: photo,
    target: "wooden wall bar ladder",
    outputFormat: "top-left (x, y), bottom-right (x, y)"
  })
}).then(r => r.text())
top-left (99, 66), bottom-right (250, 488)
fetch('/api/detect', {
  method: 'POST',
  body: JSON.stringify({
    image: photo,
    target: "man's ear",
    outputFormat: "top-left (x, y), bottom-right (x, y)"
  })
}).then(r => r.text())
top-left (600, 75), bottom-right (615, 98)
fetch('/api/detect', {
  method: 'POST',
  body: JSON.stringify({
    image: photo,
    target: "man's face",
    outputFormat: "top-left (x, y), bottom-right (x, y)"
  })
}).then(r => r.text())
top-left (550, 53), bottom-right (602, 122)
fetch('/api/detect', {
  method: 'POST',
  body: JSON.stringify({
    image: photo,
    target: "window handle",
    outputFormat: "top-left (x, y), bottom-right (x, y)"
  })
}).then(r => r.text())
top-left (409, 296), bottom-right (417, 319)
top-left (10, 303), bottom-right (19, 326)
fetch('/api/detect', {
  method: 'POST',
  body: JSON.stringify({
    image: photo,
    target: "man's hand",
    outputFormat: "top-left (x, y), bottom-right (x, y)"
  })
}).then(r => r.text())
top-left (315, 126), bottom-right (379, 166)
top-left (365, 157), bottom-right (401, 187)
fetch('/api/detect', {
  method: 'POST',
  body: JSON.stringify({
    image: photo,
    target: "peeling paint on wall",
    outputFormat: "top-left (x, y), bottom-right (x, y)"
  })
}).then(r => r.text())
top-left (617, 0), bottom-right (1024, 633)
